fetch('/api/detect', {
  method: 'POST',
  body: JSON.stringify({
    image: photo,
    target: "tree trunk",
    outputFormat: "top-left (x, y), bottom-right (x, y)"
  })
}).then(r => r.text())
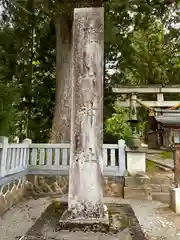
top-left (68, 7), bottom-right (105, 219)
top-left (50, 12), bottom-right (73, 143)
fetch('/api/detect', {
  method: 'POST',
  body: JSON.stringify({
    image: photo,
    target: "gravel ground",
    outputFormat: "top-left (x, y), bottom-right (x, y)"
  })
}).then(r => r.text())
top-left (105, 198), bottom-right (180, 240)
top-left (1, 197), bottom-right (180, 240)
top-left (0, 197), bottom-right (50, 240)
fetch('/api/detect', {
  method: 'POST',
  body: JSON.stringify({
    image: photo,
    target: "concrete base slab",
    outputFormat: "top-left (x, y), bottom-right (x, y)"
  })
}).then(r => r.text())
top-left (19, 201), bottom-right (146, 239)
top-left (169, 188), bottom-right (180, 214)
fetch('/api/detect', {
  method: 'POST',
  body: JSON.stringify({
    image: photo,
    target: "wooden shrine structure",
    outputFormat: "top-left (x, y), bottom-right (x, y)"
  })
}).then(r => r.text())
top-left (112, 85), bottom-right (180, 149)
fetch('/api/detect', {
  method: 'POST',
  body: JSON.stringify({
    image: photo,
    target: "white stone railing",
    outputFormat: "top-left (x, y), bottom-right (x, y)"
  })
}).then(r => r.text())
top-left (0, 137), bottom-right (126, 185)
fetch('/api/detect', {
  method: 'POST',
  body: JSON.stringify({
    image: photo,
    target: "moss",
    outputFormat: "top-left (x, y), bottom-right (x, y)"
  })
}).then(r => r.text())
top-left (51, 199), bottom-right (67, 213)
top-left (160, 151), bottom-right (173, 159)
top-left (120, 216), bottom-right (130, 228)
top-left (146, 160), bottom-right (158, 173)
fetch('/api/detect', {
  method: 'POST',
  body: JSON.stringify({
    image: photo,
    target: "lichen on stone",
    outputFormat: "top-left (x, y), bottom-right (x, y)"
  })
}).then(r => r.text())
top-left (67, 200), bottom-right (107, 219)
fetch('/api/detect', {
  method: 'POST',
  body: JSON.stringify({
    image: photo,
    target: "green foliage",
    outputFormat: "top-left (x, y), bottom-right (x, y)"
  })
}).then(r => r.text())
top-left (104, 4), bottom-right (180, 140)
top-left (0, 0), bottom-right (56, 142)
top-left (105, 107), bottom-right (132, 141)
top-left (0, 82), bottom-right (19, 136)
top-left (0, 0), bottom-right (179, 143)
top-left (0, 23), bottom-right (20, 137)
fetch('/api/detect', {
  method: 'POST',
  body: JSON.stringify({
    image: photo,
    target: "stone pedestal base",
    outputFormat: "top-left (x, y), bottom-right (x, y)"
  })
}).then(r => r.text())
top-left (126, 147), bottom-right (146, 175)
top-left (124, 175), bottom-right (152, 200)
top-left (169, 188), bottom-right (180, 214)
top-left (59, 204), bottom-right (109, 230)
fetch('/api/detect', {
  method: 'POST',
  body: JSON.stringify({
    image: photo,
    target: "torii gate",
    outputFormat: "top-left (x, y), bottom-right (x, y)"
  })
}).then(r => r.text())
top-left (112, 85), bottom-right (180, 148)
top-left (112, 85), bottom-right (180, 108)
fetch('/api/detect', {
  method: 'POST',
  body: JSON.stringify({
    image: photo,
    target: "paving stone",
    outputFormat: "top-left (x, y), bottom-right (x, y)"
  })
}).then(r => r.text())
top-left (161, 185), bottom-right (171, 193)
top-left (150, 184), bottom-right (161, 192)
top-left (124, 187), bottom-right (152, 200)
top-left (20, 229), bottom-right (133, 240)
top-left (152, 192), bottom-right (170, 204)
top-left (150, 177), bottom-right (172, 185)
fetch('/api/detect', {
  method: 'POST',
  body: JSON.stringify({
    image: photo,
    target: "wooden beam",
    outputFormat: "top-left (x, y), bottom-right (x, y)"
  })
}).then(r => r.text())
top-left (116, 100), bottom-right (180, 108)
top-left (156, 110), bottom-right (180, 113)
top-left (155, 115), bottom-right (180, 125)
top-left (112, 85), bottom-right (180, 94)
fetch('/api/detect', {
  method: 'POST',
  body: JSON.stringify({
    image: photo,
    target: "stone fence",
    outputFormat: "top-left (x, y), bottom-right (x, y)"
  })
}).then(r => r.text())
top-left (0, 137), bottom-right (126, 215)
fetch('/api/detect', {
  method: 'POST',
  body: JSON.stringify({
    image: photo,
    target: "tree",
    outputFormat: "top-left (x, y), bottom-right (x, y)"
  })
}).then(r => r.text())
top-left (104, 1), bottom-right (180, 140)
top-left (0, 21), bottom-right (20, 138)
top-left (0, 0), bottom-right (179, 143)
top-left (50, 7), bottom-right (73, 143)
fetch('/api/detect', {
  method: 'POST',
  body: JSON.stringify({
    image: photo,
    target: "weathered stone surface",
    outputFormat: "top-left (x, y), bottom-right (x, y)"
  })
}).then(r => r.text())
top-left (104, 177), bottom-right (124, 197)
top-left (124, 187), bottom-right (152, 200)
top-left (152, 192), bottom-right (170, 203)
top-left (68, 6), bottom-right (104, 218)
top-left (150, 176), bottom-right (172, 185)
top-left (0, 194), bottom-right (8, 215)
top-left (125, 176), bottom-right (150, 188)
top-left (26, 175), bottom-right (124, 198)
top-left (0, 177), bottom-right (26, 216)
top-left (161, 184), bottom-right (171, 193)
top-left (25, 175), bottom-right (69, 198)
top-left (150, 184), bottom-right (161, 192)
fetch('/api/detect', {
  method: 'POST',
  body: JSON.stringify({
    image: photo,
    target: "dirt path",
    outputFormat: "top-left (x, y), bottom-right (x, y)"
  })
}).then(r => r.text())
top-left (0, 197), bottom-right (50, 240)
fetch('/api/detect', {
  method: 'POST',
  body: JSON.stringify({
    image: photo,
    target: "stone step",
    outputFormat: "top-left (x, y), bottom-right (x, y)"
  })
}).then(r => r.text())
top-left (125, 176), bottom-right (150, 188)
top-left (156, 165), bottom-right (173, 172)
top-left (124, 187), bottom-right (152, 200)
top-left (152, 192), bottom-right (170, 204)
top-left (150, 176), bottom-right (173, 185)
top-left (150, 184), bottom-right (171, 193)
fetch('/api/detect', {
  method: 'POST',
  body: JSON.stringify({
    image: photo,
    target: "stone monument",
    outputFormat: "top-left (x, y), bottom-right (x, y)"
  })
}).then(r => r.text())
top-left (60, 6), bottom-right (108, 226)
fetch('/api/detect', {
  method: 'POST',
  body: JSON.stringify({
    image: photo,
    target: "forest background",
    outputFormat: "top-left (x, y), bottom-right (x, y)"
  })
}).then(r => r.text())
top-left (0, 0), bottom-right (179, 143)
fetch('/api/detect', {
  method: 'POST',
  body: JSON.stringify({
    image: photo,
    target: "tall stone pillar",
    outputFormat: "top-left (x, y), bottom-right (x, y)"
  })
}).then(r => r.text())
top-left (68, 7), bottom-right (106, 220)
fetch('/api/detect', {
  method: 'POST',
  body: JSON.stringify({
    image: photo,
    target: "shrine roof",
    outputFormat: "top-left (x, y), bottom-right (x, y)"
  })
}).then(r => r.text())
top-left (155, 114), bottom-right (180, 127)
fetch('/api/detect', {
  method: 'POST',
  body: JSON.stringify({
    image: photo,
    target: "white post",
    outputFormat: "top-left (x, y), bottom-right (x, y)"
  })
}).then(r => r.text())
top-left (118, 139), bottom-right (126, 175)
top-left (157, 93), bottom-right (164, 102)
top-left (23, 138), bottom-right (32, 168)
top-left (23, 138), bottom-right (32, 144)
top-left (0, 136), bottom-right (8, 177)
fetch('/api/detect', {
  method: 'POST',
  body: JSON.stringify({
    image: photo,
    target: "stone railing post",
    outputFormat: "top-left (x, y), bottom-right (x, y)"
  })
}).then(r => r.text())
top-left (0, 136), bottom-right (8, 177)
top-left (23, 138), bottom-right (32, 168)
top-left (118, 139), bottom-right (126, 175)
